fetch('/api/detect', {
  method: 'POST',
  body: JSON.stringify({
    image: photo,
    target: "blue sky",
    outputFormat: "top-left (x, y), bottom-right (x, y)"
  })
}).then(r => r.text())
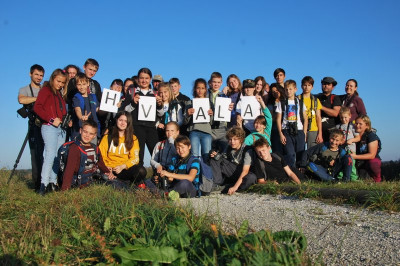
top-left (0, 0), bottom-right (399, 169)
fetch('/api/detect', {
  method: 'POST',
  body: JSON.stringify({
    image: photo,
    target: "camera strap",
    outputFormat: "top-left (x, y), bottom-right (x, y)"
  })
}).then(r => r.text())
top-left (29, 85), bottom-right (34, 97)
top-left (285, 98), bottom-right (298, 129)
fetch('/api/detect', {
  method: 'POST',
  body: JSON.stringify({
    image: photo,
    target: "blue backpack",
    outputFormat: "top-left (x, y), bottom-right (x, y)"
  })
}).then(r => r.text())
top-left (57, 139), bottom-right (99, 187)
top-left (186, 156), bottom-right (214, 196)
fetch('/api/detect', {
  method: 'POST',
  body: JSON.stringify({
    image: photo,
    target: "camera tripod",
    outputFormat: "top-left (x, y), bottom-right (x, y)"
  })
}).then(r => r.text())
top-left (7, 131), bottom-right (29, 184)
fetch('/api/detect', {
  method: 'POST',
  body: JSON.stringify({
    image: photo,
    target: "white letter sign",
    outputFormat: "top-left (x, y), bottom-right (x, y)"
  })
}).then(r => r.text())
top-left (138, 96), bottom-right (156, 121)
top-left (214, 97), bottom-right (231, 122)
top-left (193, 98), bottom-right (210, 123)
top-left (241, 96), bottom-right (260, 120)
top-left (100, 89), bottom-right (121, 113)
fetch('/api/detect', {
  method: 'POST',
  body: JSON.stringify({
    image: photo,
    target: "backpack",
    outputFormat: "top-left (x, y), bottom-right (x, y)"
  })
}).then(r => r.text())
top-left (186, 156), bottom-right (214, 196)
top-left (57, 139), bottom-right (99, 187)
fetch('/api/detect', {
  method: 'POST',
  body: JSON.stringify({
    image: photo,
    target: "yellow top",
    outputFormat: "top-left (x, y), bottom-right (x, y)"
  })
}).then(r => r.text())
top-left (299, 95), bottom-right (321, 132)
top-left (99, 134), bottom-right (140, 169)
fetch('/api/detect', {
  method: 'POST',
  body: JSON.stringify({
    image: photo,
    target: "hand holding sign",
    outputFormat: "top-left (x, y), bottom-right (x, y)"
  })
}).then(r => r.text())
top-left (138, 96), bottom-right (156, 121)
top-left (100, 89), bottom-right (121, 113)
top-left (193, 98), bottom-right (210, 123)
top-left (240, 96), bottom-right (260, 120)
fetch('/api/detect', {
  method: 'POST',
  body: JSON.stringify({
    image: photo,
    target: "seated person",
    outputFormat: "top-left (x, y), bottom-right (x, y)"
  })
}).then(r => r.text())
top-left (61, 120), bottom-right (115, 190)
top-left (351, 115), bottom-right (382, 182)
top-left (98, 111), bottom-right (147, 185)
top-left (210, 126), bottom-right (257, 195)
top-left (146, 122), bottom-right (180, 189)
top-left (252, 137), bottom-right (301, 184)
top-left (159, 135), bottom-right (201, 198)
top-left (298, 129), bottom-right (352, 182)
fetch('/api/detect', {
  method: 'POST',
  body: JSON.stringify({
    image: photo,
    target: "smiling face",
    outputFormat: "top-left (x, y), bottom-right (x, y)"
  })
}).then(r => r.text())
top-left (340, 112), bottom-right (351, 125)
top-left (138, 72), bottom-right (151, 89)
top-left (329, 135), bottom-right (343, 150)
top-left (158, 86), bottom-right (170, 103)
top-left (116, 115), bottom-right (128, 132)
top-left (80, 125), bottom-right (97, 144)
top-left (76, 79), bottom-right (89, 95)
top-left (228, 77), bottom-right (239, 91)
top-left (124, 80), bottom-right (134, 93)
top-left (175, 142), bottom-right (191, 158)
top-left (83, 64), bottom-right (98, 79)
top-left (355, 118), bottom-right (369, 134)
top-left (255, 145), bottom-right (272, 161)
top-left (254, 120), bottom-right (266, 133)
top-left (345, 80), bottom-right (357, 96)
top-left (30, 69), bottom-right (44, 86)
top-left (53, 75), bottom-right (67, 91)
top-left (255, 80), bottom-right (263, 94)
top-left (271, 87), bottom-right (280, 100)
top-left (210, 77), bottom-right (222, 92)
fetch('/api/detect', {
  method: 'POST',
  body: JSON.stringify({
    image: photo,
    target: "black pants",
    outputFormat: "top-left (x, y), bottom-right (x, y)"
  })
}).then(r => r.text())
top-left (28, 122), bottom-right (44, 190)
top-left (133, 125), bottom-right (159, 166)
top-left (210, 157), bottom-right (257, 191)
top-left (116, 164), bottom-right (147, 185)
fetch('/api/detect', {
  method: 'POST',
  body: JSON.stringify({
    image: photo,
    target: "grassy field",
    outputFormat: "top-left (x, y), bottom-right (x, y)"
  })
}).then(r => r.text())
top-left (0, 169), bottom-right (310, 265)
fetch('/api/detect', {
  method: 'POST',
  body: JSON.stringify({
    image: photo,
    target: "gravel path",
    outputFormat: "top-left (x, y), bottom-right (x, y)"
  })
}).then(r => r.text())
top-left (178, 193), bottom-right (400, 265)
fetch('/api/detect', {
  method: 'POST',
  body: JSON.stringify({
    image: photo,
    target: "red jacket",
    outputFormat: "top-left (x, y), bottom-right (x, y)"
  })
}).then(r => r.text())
top-left (34, 86), bottom-right (67, 123)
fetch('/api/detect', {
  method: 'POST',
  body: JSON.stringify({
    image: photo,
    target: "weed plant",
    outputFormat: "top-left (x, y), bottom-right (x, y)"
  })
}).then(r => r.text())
top-left (0, 169), bottom-right (309, 265)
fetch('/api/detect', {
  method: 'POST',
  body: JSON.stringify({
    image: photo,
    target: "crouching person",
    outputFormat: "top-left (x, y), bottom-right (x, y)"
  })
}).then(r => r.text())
top-left (61, 120), bottom-right (115, 190)
top-left (252, 137), bottom-right (301, 184)
top-left (298, 129), bottom-right (352, 182)
top-left (159, 135), bottom-right (200, 198)
top-left (210, 126), bottom-right (257, 195)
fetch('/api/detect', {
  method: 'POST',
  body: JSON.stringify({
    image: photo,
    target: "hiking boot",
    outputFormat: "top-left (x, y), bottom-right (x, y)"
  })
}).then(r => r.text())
top-left (211, 184), bottom-right (225, 192)
top-left (46, 183), bottom-right (58, 193)
top-left (39, 183), bottom-right (46, 196)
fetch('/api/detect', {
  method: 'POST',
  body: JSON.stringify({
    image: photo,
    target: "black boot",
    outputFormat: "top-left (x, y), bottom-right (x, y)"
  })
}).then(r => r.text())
top-left (39, 183), bottom-right (46, 196)
top-left (46, 183), bottom-right (59, 193)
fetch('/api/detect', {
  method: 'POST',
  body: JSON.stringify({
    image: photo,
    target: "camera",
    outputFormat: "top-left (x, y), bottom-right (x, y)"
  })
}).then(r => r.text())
top-left (210, 149), bottom-right (222, 161)
top-left (60, 114), bottom-right (71, 130)
top-left (287, 122), bottom-right (298, 136)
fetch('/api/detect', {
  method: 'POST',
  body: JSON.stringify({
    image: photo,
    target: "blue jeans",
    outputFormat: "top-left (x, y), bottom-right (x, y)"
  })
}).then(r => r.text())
top-left (190, 130), bottom-right (212, 160)
top-left (41, 125), bottom-right (66, 186)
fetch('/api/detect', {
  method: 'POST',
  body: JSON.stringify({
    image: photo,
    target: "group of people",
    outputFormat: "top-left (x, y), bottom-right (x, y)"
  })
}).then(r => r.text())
top-left (17, 59), bottom-right (382, 197)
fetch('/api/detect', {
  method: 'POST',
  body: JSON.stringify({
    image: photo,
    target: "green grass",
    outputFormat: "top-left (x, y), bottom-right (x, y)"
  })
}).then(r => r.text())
top-left (0, 169), bottom-right (311, 265)
top-left (248, 180), bottom-right (400, 212)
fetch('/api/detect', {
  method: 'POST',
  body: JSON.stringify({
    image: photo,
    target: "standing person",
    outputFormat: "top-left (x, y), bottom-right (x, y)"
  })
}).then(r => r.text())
top-left (156, 82), bottom-right (183, 140)
top-left (71, 73), bottom-right (101, 142)
top-left (276, 80), bottom-right (308, 168)
top-left (208, 72), bottom-right (233, 152)
top-left (316, 77), bottom-right (341, 141)
top-left (185, 78), bottom-right (213, 160)
top-left (64, 65), bottom-right (80, 79)
top-left (152, 74), bottom-right (163, 93)
top-left (67, 58), bottom-right (102, 105)
top-left (351, 115), bottom-right (382, 182)
top-left (267, 83), bottom-right (286, 156)
top-left (224, 74), bottom-right (242, 128)
top-left (341, 79), bottom-right (367, 122)
top-left (169, 77), bottom-right (191, 136)
top-left (299, 76), bottom-right (323, 148)
top-left (33, 69), bottom-right (69, 195)
top-left (18, 64), bottom-right (45, 191)
top-left (128, 68), bottom-right (159, 165)
top-left (255, 76), bottom-right (268, 96)
top-left (273, 68), bottom-right (286, 89)
top-left (99, 111), bottom-right (147, 185)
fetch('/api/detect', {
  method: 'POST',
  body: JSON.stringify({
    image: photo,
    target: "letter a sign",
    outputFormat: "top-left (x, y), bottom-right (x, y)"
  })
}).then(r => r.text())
top-left (193, 98), bottom-right (210, 123)
top-left (100, 89), bottom-right (121, 113)
top-left (241, 96), bottom-right (260, 120)
top-left (138, 96), bottom-right (156, 121)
